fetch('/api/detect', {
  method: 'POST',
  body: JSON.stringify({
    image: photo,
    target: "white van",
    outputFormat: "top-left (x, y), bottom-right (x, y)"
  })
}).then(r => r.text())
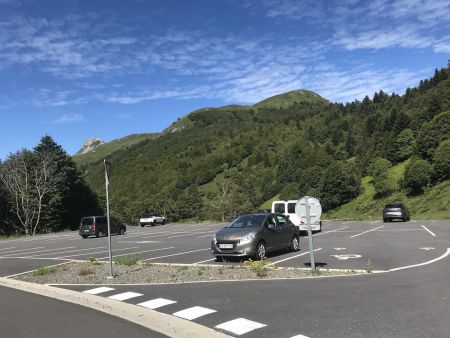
top-left (271, 200), bottom-right (322, 232)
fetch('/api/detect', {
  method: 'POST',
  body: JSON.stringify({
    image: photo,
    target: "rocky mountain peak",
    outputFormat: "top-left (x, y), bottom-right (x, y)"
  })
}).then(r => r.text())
top-left (75, 138), bottom-right (105, 155)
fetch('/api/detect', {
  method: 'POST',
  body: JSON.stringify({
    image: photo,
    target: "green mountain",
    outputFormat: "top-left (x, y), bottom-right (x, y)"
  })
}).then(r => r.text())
top-left (74, 67), bottom-right (450, 224)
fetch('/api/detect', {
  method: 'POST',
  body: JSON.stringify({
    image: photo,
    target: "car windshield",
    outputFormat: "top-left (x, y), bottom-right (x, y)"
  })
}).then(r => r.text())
top-left (228, 215), bottom-right (266, 228)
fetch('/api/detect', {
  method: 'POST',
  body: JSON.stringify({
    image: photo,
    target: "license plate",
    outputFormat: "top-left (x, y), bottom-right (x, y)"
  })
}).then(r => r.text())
top-left (219, 244), bottom-right (233, 249)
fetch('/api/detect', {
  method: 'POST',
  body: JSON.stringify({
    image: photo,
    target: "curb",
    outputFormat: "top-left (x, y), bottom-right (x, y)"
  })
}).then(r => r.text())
top-left (0, 277), bottom-right (231, 338)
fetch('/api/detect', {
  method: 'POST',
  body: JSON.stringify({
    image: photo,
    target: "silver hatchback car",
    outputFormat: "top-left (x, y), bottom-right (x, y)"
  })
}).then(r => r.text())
top-left (211, 213), bottom-right (301, 260)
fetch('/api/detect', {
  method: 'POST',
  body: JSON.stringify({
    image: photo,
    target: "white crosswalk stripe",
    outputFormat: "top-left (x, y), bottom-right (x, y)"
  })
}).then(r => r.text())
top-left (83, 287), bottom-right (115, 295)
top-left (173, 306), bottom-right (217, 320)
top-left (137, 298), bottom-right (177, 309)
top-left (215, 318), bottom-right (267, 335)
top-left (108, 292), bottom-right (143, 301)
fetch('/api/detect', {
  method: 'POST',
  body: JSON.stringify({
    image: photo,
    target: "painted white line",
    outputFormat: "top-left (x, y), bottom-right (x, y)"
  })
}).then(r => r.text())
top-left (215, 318), bottom-right (267, 335)
top-left (4, 246), bottom-right (77, 257)
top-left (420, 247), bottom-right (435, 251)
top-left (55, 246), bottom-right (140, 259)
top-left (142, 248), bottom-right (210, 262)
top-left (197, 234), bottom-right (214, 239)
top-left (173, 306), bottom-right (217, 320)
top-left (138, 298), bottom-right (177, 309)
top-left (268, 248), bottom-right (323, 265)
top-left (420, 225), bottom-right (436, 237)
top-left (97, 247), bottom-right (175, 260)
top-left (0, 247), bottom-right (16, 252)
top-left (194, 258), bottom-right (217, 264)
top-left (290, 334), bottom-right (311, 338)
top-left (313, 226), bottom-right (350, 236)
top-left (389, 248), bottom-right (450, 272)
top-left (0, 256), bottom-right (73, 261)
top-left (350, 226), bottom-right (384, 239)
top-left (167, 230), bottom-right (215, 239)
top-left (108, 292), bottom-right (143, 301)
top-left (83, 287), bottom-right (115, 295)
top-left (0, 246), bottom-right (45, 254)
top-left (3, 260), bottom-right (74, 278)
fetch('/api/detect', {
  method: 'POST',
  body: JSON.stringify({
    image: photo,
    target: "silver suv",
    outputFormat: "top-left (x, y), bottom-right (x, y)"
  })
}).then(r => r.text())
top-left (140, 213), bottom-right (166, 227)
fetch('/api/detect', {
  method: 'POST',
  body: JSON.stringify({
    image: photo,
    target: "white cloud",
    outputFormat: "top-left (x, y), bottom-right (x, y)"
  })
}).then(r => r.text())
top-left (53, 113), bottom-right (85, 124)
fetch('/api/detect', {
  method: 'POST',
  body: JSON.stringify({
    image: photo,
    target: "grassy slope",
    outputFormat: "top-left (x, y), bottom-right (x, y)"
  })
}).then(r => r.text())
top-left (325, 161), bottom-right (450, 220)
top-left (254, 90), bottom-right (329, 109)
top-left (73, 133), bottom-right (158, 166)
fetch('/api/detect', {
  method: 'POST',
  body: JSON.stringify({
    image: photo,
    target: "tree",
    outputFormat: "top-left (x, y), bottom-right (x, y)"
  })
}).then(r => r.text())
top-left (319, 162), bottom-right (361, 211)
top-left (403, 158), bottom-right (432, 194)
top-left (371, 158), bottom-right (392, 196)
top-left (416, 111), bottom-right (450, 159)
top-left (395, 129), bottom-right (415, 162)
top-left (432, 140), bottom-right (450, 182)
top-left (0, 149), bottom-right (56, 236)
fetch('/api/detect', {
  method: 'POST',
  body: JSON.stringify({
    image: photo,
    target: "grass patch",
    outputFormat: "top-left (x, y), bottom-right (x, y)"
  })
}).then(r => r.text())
top-left (32, 266), bottom-right (57, 276)
top-left (242, 258), bottom-right (274, 278)
top-left (114, 254), bottom-right (139, 266)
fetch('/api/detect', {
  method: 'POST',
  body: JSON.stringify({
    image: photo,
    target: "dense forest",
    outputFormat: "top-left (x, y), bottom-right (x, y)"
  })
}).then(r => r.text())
top-left (1, 67), bottom-right (449, 235)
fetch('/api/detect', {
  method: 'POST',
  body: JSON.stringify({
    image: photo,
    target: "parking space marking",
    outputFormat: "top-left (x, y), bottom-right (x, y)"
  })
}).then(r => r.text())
top-left (54, 246), bottom-right (140, 259)
top-left (290, 334), bottom-right (311, 338)
top-left (194, 258), bottom-right (216, 264)
top-left (420, 247), bottom-right (435, 251)
top-left (0, 246), bottom-right (45, 254)
top-left (108, 292), bottom-right (143, 301)
top-left (97, 246), bottom-right (175, 260)
top-left (197, 234), bottom-right (214, 239)
top-left (173, 306), bottom-right (217, 320)
top-left (313, 226), bottom-right (350, 236)
top-left (268, 248), bottom-right (323, 266)
top-left (0, 247), bottom-right (16, 252)
top-left (389, 248), bottom-right (450, 272)
top-left (141, 248), bottom-right (210, 262)
top-left (167, 230), bottom-right (215, 239)
top-left (215, 318), bottom-right (267, 335)
top-left (331, 254), bottom-right (362, 260)
top-left (350, 226), bottom-right (384, 238)
top-left (137, 298), bottom-right (177, 309)
top-left (4, 246), bottom-right (77, 257)
top-left (83, 287), bottom-right (115, 295)
top-left (420, 225), bottom-right (436, 237)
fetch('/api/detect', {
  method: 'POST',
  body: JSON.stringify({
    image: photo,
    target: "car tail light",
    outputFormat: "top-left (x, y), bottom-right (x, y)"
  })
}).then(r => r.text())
top-left (91, 221), bottom-right (96, 230)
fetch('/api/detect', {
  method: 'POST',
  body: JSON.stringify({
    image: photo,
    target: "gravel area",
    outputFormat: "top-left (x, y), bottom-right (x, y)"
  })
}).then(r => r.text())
top-left (13, 259), bottom-right (364, 284)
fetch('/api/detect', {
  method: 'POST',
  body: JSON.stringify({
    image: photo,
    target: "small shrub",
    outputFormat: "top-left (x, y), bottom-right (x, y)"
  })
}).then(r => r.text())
top-left (87, 257), bottom-right (101, 265)
top-left (366, 259), bottom-right (372, 273)
top-left (33, 266), bottom-right (57, 276)
top-left (243, 258), bottom-right (273, 278)
top-left (78, 268), bottom-right (94, 276)
top-left (114, 254), bottom-right (139, 266)
top-left (311, 267), bottom-right (322, 276)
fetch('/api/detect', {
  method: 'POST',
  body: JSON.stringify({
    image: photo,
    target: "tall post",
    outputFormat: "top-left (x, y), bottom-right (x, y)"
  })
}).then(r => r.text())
top-left (104, 160), bottom-right (114, 279)
top-left (305, 196), bottom-right (316, 270)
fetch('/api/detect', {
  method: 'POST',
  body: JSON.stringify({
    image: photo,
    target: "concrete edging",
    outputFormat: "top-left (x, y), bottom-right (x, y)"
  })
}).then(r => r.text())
top-left (0, 277), bottom-right (231, 338)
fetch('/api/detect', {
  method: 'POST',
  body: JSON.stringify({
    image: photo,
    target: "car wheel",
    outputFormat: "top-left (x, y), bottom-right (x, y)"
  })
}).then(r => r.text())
top-left (96, 230), bottom-right (103, 238)
top-left (162, 219), bottom-right (166, 225)
top-left (255, 241), bottom-right (266, 260)
top-left (81, 235), bottom-right (87, 239)
top-left (119, 228), bottom-right (125, 235)
top-left (290, 235), bottom-right (300, 252)
top-left (140, 224), bottom-right (145, 227)
top-left (319, 221), bottom-right (322, 232)
top-left (383, 218), bottom-right (387, 222)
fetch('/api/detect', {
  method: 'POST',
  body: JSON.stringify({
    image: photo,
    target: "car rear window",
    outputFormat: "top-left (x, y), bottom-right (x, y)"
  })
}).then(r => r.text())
top-left (81, 217), bottom-right (94, 226)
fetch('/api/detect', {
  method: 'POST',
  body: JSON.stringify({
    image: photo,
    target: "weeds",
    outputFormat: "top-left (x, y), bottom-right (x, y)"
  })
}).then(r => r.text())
top-left (87, 257), bottom-right (101, 265)
top-left (242, 258), bottom-right (273, 278)
top-left (366, 259), bottom-right (372, 273)
top-left (114, 254), bottom-right (139, 266)
top-left (33, 266), bottom-right (57, 276)
top-left (78, 268), bottom-right (94, 276)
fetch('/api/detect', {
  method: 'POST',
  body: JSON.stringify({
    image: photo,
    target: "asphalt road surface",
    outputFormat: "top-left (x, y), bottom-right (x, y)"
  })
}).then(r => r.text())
top-left (1, 219), bottom-right (449, 337)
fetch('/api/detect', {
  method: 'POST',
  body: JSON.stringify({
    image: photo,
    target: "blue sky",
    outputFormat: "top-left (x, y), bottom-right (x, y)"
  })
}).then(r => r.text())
top-left (1, 0), bottom-right (450, 160)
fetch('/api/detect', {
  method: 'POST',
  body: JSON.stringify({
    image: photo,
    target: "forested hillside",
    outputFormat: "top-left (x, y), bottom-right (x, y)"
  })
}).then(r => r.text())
top-left (74, 68), bottom-right (450, 224)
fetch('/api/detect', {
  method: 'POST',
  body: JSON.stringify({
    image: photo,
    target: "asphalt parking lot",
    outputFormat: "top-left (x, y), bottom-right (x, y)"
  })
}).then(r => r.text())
top-left (0, 219), bottom-right (448, 277)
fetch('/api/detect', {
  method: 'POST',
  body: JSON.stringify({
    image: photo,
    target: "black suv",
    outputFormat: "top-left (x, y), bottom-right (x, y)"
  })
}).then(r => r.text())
top-left (79, 216), bottom-right (126, 238)
top-left (383, 203), bottom-right (410, 222)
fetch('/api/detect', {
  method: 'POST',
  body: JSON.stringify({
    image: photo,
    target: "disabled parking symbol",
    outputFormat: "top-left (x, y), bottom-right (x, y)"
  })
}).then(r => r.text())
top-left (331, 254), bottom-right (362, 260)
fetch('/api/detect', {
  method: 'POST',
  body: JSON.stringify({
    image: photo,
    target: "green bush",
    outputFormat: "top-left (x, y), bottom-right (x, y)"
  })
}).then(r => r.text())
top-left (403, 158), bottom-right (432, 194)
top-left (432, 140), bottom-right (450, 182)
top-left (371, 157), bottom-right (392, 196)
top-left (114, 254), bottom-right (139, 266)
top-left (33, 266), bottom-right (57, 276)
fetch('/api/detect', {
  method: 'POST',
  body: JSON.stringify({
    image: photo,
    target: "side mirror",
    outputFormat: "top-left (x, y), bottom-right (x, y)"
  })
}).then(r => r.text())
top-left (268, 223), bottom-right (275, 230)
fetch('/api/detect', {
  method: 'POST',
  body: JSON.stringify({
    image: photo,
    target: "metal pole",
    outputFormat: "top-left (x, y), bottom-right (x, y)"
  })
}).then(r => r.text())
top-left (104, 160), bottom-right (114, 279)
top-left (305, 197), bottom-right (316, 270)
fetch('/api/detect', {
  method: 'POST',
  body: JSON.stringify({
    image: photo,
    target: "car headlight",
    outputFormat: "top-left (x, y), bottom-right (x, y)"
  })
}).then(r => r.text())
top-left (212, 234), bottom-right (217, 244)
top-left (241, 232), bottom-right (256, 243)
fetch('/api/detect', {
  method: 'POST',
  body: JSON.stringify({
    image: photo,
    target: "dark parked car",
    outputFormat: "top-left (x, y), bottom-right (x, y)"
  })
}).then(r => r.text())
top-left (383, 203), bottom-right (410, 222)
top-left (79, 216), bottom-right (126, 238)
top-left (211, 213), bottom-right (301, 260)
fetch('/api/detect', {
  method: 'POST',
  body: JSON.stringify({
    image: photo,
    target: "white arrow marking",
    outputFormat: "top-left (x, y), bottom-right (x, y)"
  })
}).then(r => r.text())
top-left (420, 247), bottom-right (435, 251)
top-left (331, 254), bottom-right (362, 260)
top-left (334, 248), bottom-right (346, 251)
